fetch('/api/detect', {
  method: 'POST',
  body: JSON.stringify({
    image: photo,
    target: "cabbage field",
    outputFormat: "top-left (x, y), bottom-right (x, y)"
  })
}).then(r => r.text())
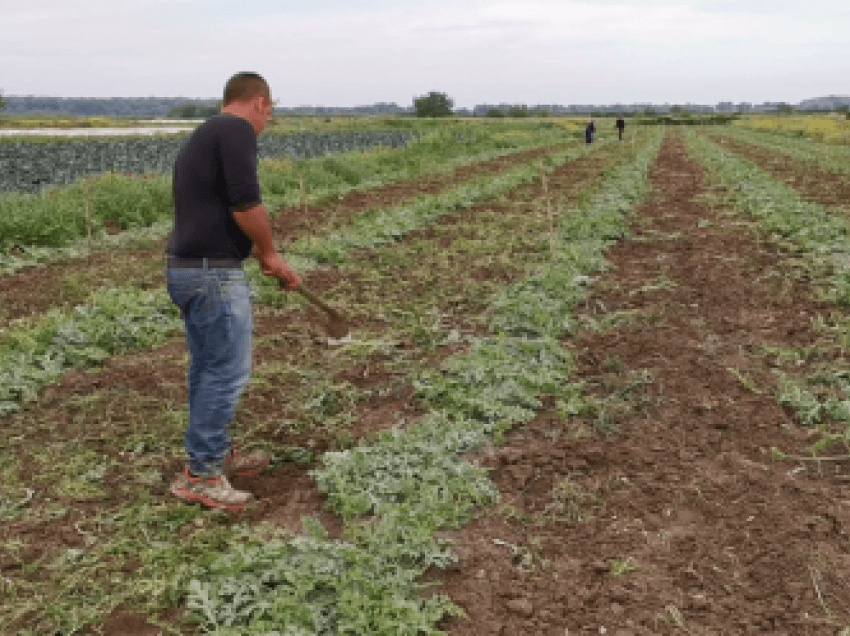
top-left (3, 116), bottom-right (850, 634)
top-left (0, 130), bottom-right (415, 193)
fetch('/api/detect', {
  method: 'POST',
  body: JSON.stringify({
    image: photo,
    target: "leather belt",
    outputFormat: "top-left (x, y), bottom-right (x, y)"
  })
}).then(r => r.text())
top-left (167, 257), bottom-right (243, 269)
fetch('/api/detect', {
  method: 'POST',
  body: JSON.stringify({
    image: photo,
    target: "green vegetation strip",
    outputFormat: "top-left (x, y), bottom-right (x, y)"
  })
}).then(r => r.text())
top-left (183, 132), bottom-right (662, 634)
top-left (0, 124), bottom-right (577, 274)
top-left (686, 131), bottom-right (850, 302)
top-left (708, 127), bottom-right (850, 175)
top-left (686, 130), bottom-right (850, 455)
top-left (258, 142), bottom-right (599, 287)
top-left (0, 142), bottom-right (595, 417)
top-left (1, 131), bottom-right (627, 635)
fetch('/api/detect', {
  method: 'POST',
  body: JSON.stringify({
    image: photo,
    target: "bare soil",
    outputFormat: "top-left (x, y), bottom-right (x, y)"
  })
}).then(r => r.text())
top-left (4, 141), bottom-right (620, 634)
top-left (15, 132), bottom-right (850, 634)
top-left (0, 142), bottom-right (572, 323)
top-left (20, 130), bottom-right (850, 635)
top-left (435, 134), bottom-right (850, 634)
top-left (705, 132), bottom-right (850, 209)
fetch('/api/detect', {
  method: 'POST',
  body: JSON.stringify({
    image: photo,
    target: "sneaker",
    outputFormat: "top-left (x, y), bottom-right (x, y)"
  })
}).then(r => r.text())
top-left (224, 448), bottom-right (270, 477)
top-left (170, 467), bottom-right (253, 511)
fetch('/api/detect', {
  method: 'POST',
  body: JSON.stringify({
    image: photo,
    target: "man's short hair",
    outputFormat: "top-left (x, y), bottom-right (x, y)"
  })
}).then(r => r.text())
top-left (223, 72), bottom-right (271, 106)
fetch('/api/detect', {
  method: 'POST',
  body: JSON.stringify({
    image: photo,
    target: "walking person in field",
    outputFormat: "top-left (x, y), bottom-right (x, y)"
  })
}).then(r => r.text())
top-left (616, 114), bottom-right (625, 141)
top-left (166, 71), bottom-right (301, 511)
top-left (585, 119), bottom-right (596, 144)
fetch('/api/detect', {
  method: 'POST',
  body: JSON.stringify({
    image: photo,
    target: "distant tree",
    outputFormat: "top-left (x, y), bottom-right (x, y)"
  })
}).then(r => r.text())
top-left (0, 89), bottom-right (6, 111)
top-left (166, 102), bottom-right (219, 118)
top-left (836, 105), bottom-right (850, 114)
top-left (536, 108), bottom-right (550, 117)
top-left (413, 91), bottom-right (453, 117)
top-left (507, 105), bottom-right (529, 118)
top-left (776, 102), bottom-right (794, 114)
top-left (642, 107), bottom-right (656, 116)
top-left (485, 108), bottom-right (505, 118)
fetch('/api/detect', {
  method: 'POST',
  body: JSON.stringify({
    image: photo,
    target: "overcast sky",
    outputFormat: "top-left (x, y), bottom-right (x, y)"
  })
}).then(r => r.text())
top-left (2, 0), bottom-right (848, 107)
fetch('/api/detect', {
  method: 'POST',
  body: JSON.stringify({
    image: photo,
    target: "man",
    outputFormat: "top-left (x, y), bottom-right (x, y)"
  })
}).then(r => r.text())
top-left (616, 114), bottom-right (625, 141)
top-left (166, 72), bottom-right (301, 511)
top-left (585, 119), bottom-right (596, 144)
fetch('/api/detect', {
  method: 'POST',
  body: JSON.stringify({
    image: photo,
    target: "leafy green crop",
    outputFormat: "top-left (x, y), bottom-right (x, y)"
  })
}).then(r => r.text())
top-left (686, 130), bottom-right (850, 303)
top-left (0, 131), bottom-right (414, 193)
top-left (712, 127), bottom-right (850, 175)
top-left (0, 172), bottom-right (172, 250)
top-left (186, 131), bottom-right (662, 634)
top-left (280, 144), bottom-right (595, 270)
top-left (687, 130), bottom-right (850, 455)
top-left (0, 124), bottom-right (576, 260)
top-left (0, 288), bottom-right (180, 415)
top-left (0, 141), bottom-right (593, 415)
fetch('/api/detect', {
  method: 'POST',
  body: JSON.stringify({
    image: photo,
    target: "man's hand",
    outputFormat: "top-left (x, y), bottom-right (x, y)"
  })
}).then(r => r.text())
top-left (232, 204), bottom-right (301, 289)
top-left (257, 251), bottom-right (301, 290)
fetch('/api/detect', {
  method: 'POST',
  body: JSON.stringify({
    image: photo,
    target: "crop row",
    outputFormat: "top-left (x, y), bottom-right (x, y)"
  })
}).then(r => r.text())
top-left (185, 132), bottom-right (663, 634)
top-left (707, 126), bottom-right (850, 175)
top-left (0, 132), bottom-right (635, 632)
top-left (0, 141), bottom-right (600, 417)
top-left (685, 130), bottom-right (850, 454)
top-left (0, 124), bottom-right (579, 266)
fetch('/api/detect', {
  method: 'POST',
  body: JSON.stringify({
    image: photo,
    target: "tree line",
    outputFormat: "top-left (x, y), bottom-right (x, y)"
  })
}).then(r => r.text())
top-left (2, 89), bottom-right (848, 119)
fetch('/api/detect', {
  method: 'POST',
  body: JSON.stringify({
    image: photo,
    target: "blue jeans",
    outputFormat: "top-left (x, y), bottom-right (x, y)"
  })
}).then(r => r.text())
top-left (166, 266), bottom-right (253, 476)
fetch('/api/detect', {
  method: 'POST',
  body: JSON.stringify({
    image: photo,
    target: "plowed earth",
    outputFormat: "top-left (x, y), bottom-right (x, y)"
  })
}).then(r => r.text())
top-left (10, 131), bottom-right (850, 635)
top-left (435, 134), bottom-right (850, 635)
top-left (4, 139), bottom-right (623, 633)
top-left (704, 132), bottom-right (850, 209)
top-left (0, 142), bottom-right (571, 323)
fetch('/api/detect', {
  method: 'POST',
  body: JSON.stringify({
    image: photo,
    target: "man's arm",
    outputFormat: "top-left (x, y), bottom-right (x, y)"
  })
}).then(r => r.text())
top-left (232, 203), bottom-right (301, 289)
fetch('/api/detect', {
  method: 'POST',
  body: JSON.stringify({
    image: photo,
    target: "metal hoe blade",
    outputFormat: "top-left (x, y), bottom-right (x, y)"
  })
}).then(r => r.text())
top-left (295, 286), bottom-right (350, 338)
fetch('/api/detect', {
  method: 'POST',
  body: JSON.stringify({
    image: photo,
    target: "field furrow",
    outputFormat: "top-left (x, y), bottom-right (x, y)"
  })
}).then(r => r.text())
top-left (0, 141), bottom-right (602, 418)
top-left (0, 141), bottom-right (577, 323)
top-left (437, 132), bottom-right (850, 635)
top-left (0, 130), bottom-right (644, 633)
top-left (701, 130), bottom-right (850, 210)
top-left (10, 122), bottom-right (848, 634)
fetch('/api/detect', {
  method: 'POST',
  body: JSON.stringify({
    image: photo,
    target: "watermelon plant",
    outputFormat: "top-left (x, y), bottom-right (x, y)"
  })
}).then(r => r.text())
top-left (0, 142), bottom-right (596, 414)
top-left (185, 131), bottom-right (662, 634)
top-left (687, 129), bottom-right (850, 456)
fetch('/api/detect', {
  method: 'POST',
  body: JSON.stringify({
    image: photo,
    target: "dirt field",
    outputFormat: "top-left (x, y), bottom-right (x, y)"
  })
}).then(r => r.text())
top-left (5, 129), bottom-right (850, 634)
top-left (436, 134), bottom-right (850, 635)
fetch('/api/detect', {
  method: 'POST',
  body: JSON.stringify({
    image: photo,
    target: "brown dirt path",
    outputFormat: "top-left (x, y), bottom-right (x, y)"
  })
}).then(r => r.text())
top-left (0, 142), bottom-right (573, 323)
top-left (704, 131), bottom-right (850, 209)
top-left (436, 133), bottom-right (850, 634)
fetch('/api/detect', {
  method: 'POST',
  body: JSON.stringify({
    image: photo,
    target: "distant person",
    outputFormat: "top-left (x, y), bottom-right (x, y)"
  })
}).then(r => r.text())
top-left (616, 115), bottom-right (625, 141)
top-left (585, 119), bottom-right (596, 144)
top-left (166, 71), bottom-right (301, 511)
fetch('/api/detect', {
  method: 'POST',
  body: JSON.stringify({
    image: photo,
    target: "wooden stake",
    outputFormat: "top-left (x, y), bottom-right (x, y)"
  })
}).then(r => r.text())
top-left (84, 178), bottom-right (92, 260)
top-left (541, 161), bottom-right (554, 254)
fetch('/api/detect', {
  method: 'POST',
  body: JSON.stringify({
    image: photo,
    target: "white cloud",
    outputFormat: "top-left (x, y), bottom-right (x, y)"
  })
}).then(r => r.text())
top-left (1, 0), bottom-right (847, 104)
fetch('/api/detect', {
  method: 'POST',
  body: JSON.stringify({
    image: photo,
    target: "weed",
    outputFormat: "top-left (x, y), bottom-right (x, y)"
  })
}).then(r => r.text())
top-left (492, 537), bottom-right (547, 572)
top-left (727, 366), bottom-right (762, 394)
top-left (533, 476), bottom-right (599, 526)
top-left (608, 556), bottom-right (638, 576)
top-left (660, 604), bottom-right (686, 627)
